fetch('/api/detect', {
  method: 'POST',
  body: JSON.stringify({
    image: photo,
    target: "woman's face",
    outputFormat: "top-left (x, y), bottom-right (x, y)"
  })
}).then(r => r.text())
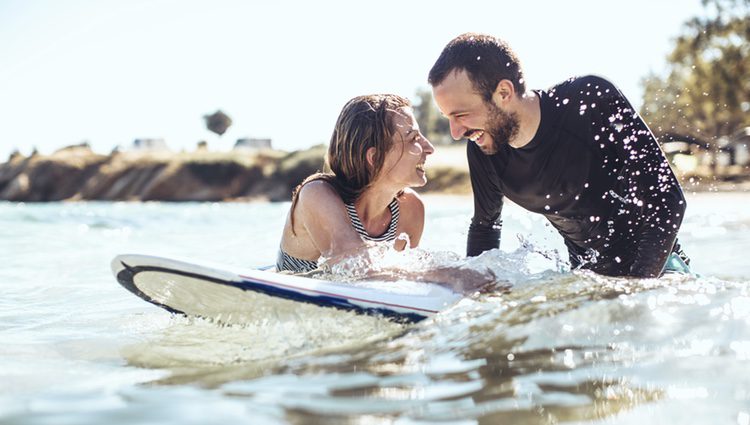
top-left (375, 107), bottom-right (435, 189)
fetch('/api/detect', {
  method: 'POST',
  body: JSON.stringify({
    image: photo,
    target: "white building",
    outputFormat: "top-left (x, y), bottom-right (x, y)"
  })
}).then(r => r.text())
top-left (234, 138), bottom-right (272, 151)
top-left (132, 138), bottom-right (170, 151)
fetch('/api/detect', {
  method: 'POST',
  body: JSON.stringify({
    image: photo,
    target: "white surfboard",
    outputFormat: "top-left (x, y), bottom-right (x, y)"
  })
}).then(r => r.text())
top-left (110, 254), bottom-right (463, 324)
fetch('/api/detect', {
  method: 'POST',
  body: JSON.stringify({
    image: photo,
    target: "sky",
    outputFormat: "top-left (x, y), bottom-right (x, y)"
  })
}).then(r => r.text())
top-left (0, 0), bottom-right (708, 159)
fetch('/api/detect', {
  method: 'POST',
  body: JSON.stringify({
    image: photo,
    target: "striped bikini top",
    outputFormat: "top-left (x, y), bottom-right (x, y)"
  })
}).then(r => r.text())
top-left (344, 198), bottom-right (400, 242)
top-left (276, 198), bottom-right (400, 273)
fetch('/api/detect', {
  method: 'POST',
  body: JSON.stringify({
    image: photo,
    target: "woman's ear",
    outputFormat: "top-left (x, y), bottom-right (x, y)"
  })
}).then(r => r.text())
top-left (366, 147), bottom-right (376, 168)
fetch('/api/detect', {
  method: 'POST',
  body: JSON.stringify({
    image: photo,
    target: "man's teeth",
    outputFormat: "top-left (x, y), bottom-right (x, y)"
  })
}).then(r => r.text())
top-left (468, 131), bottom-right (484, 142)
top-left (416, 163), bottom-right (425, 171)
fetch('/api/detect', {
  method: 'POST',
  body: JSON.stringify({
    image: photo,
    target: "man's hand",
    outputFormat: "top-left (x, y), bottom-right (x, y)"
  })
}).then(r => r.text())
top-left (418, 266), bottom-right (503, 294)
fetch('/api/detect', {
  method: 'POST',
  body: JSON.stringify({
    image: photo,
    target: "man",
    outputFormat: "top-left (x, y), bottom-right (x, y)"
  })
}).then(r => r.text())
top-left (429, 33), bottom-right (688, 277)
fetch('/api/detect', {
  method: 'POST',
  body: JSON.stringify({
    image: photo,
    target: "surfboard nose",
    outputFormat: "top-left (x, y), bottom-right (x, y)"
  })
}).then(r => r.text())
top-left (111, 254), bottom-right (144, 278)
top-left (111, 255), bottom-right (126, 276)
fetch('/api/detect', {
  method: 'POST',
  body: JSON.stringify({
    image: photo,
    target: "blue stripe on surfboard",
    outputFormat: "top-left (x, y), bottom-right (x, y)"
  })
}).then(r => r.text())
top-left (115, 261), bottom-right (429, 323)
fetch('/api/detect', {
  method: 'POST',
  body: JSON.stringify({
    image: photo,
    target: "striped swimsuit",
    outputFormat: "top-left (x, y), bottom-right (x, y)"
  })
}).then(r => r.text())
top-left (276, 198), bottom-right (401, 273)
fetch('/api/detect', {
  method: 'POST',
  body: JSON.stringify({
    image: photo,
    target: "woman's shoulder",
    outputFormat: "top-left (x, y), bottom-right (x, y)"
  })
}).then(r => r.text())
top-left (297, 179), bottom-right (339, 201)
top-left (397, 188), bottom-right (425, 214)
top-left (291, 179), bottom-right (350, 233)
top-left (294, 179), bottom-right (347, 216)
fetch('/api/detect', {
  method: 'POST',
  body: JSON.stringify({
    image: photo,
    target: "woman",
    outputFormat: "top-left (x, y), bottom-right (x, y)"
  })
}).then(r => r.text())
top-left (277, 94), bottom-right (434, 273)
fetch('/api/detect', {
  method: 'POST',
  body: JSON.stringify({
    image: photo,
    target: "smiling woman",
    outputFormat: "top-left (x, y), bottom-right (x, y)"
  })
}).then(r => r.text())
top-left (276, 94), bottom-right (435, 273)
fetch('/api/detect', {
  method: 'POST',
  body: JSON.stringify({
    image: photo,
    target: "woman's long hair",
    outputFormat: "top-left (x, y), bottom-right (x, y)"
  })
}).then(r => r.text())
top-left (289, 94), bottom-right (411, 233)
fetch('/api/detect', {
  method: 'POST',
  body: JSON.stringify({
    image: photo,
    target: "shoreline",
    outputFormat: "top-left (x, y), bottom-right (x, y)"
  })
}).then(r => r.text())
top-left (1, 145), bottom-right (748, 202)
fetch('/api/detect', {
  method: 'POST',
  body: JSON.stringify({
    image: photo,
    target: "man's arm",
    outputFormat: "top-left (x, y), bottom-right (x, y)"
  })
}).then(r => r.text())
top-left (593, 77), bottom-right (686, 277)
top-left (466, 141), bottom-right (505, 257)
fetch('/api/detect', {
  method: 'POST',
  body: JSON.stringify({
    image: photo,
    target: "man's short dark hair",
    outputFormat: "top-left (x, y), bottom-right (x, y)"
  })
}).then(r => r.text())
top-left (428, 33), bottom-right (526, 102)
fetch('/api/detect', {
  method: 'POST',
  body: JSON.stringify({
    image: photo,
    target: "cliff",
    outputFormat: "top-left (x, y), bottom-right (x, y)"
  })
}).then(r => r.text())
top-left (2, 144), bottom-right (746, 202)
top-left (0, 145), bottom-right (472, 202)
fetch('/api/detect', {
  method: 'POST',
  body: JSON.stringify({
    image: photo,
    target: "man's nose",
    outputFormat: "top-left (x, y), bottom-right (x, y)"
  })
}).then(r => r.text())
top-left (449, 119), bottom-right (465, 141)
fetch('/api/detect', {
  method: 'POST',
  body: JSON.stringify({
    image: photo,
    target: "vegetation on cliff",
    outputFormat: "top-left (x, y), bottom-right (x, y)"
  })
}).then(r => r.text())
top-left (0, 145), bottom-right (324, 202)
top-left (0, 144), bottom-right (472, 202)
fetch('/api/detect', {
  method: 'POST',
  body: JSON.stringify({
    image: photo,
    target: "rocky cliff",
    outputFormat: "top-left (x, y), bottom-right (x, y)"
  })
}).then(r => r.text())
top-left (0, 145), bottom-right (472, 202)
top-left (0, 145), bottom-right (332, 202)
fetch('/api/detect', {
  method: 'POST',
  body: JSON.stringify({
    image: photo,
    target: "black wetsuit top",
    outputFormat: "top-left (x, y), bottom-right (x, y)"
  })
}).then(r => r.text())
top-left (467, 75), bottom-right (686, 277)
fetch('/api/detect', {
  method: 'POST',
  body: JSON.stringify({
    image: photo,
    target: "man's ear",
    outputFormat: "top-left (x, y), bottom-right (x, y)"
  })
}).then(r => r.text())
top-left (492, 79), bottom-right (515, 107)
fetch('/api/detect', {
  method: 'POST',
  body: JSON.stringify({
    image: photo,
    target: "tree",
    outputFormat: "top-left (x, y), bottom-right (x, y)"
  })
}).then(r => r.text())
top-left (203, 110), bottom-right (233, 137)
top-left (640, 0), bottom-right (750, 144)
top-left (412, 87), bottom-right (452, 145)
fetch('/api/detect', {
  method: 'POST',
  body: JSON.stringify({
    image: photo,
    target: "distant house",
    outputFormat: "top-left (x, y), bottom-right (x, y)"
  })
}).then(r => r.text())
top-left (660, 133), bottom-right (711, 175)
top-left (132, 138), bottom-right (169, 151)
top-left (720, 127), bottom-right (750, 167)
top-left (234, 138), bottom-right (272, 151)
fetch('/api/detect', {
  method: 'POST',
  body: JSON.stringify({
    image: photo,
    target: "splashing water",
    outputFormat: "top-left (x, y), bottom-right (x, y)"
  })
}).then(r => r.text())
top-left (1, 196), bottom-right (749, 424)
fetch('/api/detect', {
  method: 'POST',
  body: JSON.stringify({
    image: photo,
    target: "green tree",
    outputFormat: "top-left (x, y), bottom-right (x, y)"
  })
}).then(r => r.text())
top-left (412, 87), bottom-right (451, 145)
top-left (203, 110), bottom-right (233, 137)
top-left (640, 0), bottom-right (750, 143)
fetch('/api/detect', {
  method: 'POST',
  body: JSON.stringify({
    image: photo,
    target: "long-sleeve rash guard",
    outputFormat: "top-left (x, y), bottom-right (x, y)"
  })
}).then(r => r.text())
top-left (467, 75), bottom-right (686, 277)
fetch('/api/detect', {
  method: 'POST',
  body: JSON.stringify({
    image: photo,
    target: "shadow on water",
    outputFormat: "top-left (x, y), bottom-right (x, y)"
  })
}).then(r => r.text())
top-left (121, 311), bottom-right (409, 388)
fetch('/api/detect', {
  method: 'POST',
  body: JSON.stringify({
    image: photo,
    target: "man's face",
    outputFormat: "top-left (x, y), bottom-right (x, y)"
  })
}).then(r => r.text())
top-left (432, 69), bottom-right (519, 155)
top-left (483, 101), bottom-right (520, 155)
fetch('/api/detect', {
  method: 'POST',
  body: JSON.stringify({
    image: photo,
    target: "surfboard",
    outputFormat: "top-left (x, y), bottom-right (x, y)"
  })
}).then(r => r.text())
top-left (111, 254), bottom-right (463, 324)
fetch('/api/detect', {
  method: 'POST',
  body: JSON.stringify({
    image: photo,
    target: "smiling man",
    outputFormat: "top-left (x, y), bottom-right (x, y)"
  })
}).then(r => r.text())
top-left (429, 33), bottom-right (689, 277)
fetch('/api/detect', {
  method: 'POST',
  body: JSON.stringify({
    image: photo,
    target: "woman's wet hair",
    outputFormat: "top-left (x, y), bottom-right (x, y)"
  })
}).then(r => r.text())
top-left (289, 94), bottom-right (412, 232)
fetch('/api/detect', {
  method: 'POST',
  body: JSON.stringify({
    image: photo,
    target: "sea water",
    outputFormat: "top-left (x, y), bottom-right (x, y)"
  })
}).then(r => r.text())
top-left (1, 193), bottom-right (749, 424)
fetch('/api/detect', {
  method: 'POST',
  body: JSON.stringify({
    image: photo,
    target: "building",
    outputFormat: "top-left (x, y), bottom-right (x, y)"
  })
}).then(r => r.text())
top-left (132, 138), bottom-right (169, 151)
top-left (660, 133), bottom-right (711, 175)
top-left (723, 127), bottom-right (750, 166)
top-left (234, 138), bottom-right (272, 151)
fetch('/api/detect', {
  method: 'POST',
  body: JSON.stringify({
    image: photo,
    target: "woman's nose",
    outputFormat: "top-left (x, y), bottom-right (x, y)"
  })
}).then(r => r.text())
top-left (422, 138), bottom-right (435, 155)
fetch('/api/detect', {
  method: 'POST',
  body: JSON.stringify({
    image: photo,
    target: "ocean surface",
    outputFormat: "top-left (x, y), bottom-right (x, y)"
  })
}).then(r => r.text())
top-left (1, 193), bottom-right (749, 424)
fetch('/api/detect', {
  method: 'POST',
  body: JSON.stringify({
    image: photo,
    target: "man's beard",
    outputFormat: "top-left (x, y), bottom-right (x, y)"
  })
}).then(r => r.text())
top-left (482, 102), bottom-right (520, 155)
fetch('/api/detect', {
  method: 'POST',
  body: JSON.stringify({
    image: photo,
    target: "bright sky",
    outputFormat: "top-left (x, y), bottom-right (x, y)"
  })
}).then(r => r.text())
top-left (0, 0), bottom-right (707, 158)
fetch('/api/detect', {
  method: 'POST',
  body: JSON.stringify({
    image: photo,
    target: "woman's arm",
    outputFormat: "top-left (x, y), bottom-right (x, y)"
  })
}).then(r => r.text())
top-left (395, 188), bottom-right (425, 250)
top-left (293, 180), bottom-right (366, 259)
